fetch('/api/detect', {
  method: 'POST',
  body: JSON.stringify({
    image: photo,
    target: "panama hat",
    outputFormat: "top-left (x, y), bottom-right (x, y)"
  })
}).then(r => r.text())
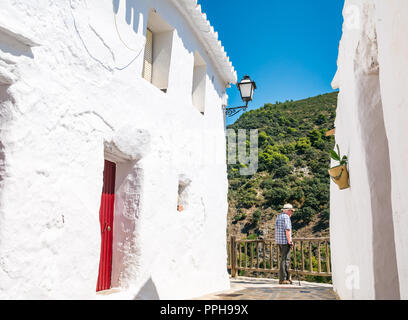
top-left (282, 203), bottom-right (296, 211)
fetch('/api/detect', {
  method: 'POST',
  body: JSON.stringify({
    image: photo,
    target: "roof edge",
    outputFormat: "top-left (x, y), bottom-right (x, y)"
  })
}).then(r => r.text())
top-left (170, 0), bottom-right (237, 86)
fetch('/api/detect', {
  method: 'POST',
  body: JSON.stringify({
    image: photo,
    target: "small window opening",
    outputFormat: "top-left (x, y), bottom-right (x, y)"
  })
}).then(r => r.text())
top-left (192, 51), bottom-right (206, 114)
top-left (142, 9), bottom-right (174, 92)
top-left (177, 177), bottom-right (191, 212)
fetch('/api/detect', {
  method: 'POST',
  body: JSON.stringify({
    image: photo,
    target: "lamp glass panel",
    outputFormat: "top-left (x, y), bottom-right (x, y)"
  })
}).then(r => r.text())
top-left (239, 81), bottom-right (253, 100)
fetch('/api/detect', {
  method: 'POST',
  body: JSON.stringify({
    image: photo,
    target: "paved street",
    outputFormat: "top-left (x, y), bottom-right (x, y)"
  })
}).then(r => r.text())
top-left (195, 277), bottom-right (339, 300)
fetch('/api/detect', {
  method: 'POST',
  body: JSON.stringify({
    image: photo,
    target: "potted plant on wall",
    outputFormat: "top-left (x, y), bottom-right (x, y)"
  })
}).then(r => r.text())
top-left (328, 144), bottom-right (350, 190)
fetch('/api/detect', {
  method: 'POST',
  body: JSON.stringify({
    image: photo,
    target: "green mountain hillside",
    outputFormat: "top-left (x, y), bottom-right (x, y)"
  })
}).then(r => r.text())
top-left (227, 92), bottom-right (337, 239)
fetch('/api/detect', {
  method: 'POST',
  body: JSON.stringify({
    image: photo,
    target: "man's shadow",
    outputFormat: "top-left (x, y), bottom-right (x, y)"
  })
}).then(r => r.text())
top-left (134, 277), bottom-right (160, 300)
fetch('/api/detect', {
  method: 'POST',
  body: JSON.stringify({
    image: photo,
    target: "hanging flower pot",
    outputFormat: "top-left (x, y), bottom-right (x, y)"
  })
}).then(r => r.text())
top-left (328, 164), bottom-right (349, 190)
top-left (328, 144), bottom-right (350, 190)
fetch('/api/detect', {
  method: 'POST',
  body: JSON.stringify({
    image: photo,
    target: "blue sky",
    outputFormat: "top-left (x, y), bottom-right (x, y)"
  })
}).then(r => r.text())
top-left (198, 0), bottom-right (345, 125)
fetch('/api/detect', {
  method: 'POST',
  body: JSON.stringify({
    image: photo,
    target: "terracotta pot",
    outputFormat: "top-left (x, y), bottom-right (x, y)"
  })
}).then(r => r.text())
top-left (328, 164), bottom-right (349, 190)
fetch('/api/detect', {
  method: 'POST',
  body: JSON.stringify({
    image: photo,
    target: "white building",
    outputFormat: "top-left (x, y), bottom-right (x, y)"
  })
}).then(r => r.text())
top-left (331, 0), bottom-right (408, 300)
top-left (0, 0), bottom-right (237, 299)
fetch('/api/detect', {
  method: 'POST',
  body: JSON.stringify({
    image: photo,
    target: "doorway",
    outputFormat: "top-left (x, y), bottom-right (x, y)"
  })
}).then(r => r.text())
top-left (96, 159), bottom-right (116, 291)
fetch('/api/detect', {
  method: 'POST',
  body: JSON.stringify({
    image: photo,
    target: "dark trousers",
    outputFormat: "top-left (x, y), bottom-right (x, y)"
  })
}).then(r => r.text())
top-left (278, 244), bottom-right (291, 281)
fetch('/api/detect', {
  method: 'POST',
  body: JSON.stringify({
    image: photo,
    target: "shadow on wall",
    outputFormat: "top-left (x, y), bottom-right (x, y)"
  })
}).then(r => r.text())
top-left (354, 12), bottom-right (400, 299)
top-left (0, 85), bottom-right (14, 248)
top-left (0, 139), bottom-right (3, 249)
top-left (113, 0), bottom-right (140, 32)
top-left (356, 73), bottom-right (400, 299)
top-left (0, 139), bottom-right (5, 211)
top-left (0, 21), bottom-right (35, 244)
top-left (0, 86), bottom-right (14, 179)
top-left (0, 29), bottom-right (34, 59)
top-left (0, 28), bottom-right (35, 85)
top-left (133, 277), bottom-right (160, 300)
top-left (0, 139), bottom-right (5, 185)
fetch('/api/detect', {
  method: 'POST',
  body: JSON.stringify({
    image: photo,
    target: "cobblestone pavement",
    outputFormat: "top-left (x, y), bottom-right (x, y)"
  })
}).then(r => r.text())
top-left (195, 277), bottom-right (339, 300)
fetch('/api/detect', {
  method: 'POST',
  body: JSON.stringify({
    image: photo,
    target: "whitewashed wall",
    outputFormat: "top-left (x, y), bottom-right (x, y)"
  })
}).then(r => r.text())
top-left (331, 0), bottom-right (407, 300)
top-left (0, 0), bottom-right (231, 299)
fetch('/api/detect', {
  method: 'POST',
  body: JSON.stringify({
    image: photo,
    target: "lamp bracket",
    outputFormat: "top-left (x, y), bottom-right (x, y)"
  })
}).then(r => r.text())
top-left (223, 102), bottom-right (249, 117)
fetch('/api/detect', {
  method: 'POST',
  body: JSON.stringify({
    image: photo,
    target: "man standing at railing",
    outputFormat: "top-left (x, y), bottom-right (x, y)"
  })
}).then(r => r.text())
top-left (275, 203), bottom-right (295, 284)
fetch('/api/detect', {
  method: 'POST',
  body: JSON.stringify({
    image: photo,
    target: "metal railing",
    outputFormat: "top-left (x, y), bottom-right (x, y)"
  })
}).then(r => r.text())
top-left (227, 236), bottom-right (331, 278)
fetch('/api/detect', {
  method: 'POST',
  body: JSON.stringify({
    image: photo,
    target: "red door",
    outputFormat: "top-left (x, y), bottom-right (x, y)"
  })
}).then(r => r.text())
top-left (96, 160), bottom-right (116, 291)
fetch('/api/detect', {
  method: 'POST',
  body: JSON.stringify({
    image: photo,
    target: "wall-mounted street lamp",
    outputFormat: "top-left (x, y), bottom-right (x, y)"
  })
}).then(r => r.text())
top-left (224, 75), bottom-right (257, 117)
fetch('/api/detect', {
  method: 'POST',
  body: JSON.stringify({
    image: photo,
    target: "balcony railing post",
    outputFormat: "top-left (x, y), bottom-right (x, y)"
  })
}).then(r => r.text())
top-left (227, 240), bottom-right (230, 268)
top-left (250, 242), bottom-right (254, 269)
top-left (231, 236), bottom-right (237, 278)
top-left (318, 241), bottom-right (321, 273)
top-left (244, 242), bottom-right (248, 269)
top-left (256, 241), bottom-right (259, 269)
top-left (326, 240), bottom-right (331, 273)
top-left (238, 241), bottom-right (241, 269)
